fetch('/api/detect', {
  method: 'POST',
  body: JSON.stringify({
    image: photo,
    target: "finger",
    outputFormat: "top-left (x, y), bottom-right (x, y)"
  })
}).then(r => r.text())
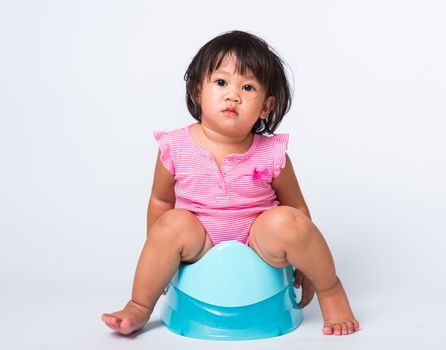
top-left (299, 281), bottom-right (315, 308)
top-left (299, 287), bottom-right (309, 308)
top-left (294, 269), bottom-right (304, 288)
top-left (299, 297), bottom-right (308, 308)
top-left (299, 290), bottom-right (315, 308)
top-left (299, 293), bottom-right (313, 308)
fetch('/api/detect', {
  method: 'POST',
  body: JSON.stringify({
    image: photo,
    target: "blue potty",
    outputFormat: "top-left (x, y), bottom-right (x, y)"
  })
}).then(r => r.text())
top-left (160, 241), bottom-right (303, 340)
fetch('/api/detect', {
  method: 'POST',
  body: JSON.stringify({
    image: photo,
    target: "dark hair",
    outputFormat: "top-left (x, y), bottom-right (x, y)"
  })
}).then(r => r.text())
top-left (184, 30), bottom-right (292, 135)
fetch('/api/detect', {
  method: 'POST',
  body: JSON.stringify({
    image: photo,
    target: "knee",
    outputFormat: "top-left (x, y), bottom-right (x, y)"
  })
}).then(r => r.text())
top-left (150, 209), bottom-right (200, 243)
top-left (268, 206), bottom-right (313, 245)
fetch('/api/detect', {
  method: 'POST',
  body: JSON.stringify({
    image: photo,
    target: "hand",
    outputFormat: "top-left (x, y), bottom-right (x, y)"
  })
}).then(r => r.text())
top-left (294, 268), bottom-right (315, 308)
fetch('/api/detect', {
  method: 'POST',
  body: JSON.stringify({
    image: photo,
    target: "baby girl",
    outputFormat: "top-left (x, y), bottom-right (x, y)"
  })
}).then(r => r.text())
top-left (102, 30), bottom-right (359, 336)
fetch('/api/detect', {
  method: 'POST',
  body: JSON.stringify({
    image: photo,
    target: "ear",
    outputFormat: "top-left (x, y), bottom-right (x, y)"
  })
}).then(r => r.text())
top-left (259, 96), bottom-right (276, 119)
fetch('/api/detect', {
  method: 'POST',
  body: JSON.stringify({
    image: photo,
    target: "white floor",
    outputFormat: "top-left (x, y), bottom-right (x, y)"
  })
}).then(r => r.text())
top-left (3, 275), bottom-right (445, 350)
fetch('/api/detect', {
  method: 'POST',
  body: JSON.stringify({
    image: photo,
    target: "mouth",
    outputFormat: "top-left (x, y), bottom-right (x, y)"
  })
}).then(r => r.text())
top-left (222, 108), bottom-right (238, 117)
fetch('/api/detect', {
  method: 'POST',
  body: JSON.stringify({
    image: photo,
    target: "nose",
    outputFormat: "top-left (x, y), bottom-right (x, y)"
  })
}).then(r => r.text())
top-left (225, 91), bottom-right (241, 103)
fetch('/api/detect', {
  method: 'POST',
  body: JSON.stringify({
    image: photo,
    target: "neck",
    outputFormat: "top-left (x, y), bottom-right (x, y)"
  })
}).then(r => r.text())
top-left (198, 123), bottom-right (253, 148)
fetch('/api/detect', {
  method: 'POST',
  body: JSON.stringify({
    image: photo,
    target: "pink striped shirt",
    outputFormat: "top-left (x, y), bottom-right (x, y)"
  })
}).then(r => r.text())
top-left (154, 124), bottom-right (289, 245)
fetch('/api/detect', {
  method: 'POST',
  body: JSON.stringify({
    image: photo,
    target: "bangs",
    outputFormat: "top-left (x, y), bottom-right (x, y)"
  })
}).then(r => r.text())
top-left (202, 43), bottom-right (271, 88)
top-left (207, 51), bottom-right (265, 82)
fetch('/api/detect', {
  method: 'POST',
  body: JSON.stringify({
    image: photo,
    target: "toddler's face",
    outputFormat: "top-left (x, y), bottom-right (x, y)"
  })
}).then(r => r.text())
top-left (198, 55), bottom-right (275, 137)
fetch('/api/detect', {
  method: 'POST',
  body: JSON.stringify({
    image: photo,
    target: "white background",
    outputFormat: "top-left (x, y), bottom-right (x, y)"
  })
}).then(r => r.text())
top-left (1, 1), bottom-right (445, 349)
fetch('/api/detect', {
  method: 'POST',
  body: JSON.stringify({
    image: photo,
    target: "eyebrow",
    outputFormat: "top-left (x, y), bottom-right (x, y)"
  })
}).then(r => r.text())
top-left (213, 69), bottom-right (256, 80)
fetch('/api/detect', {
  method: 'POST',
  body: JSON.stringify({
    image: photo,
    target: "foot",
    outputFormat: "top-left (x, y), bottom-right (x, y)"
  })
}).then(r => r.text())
top-left (316, 277), bottom-right (360, 336)
top-left (101, 300), bottom-right (153, 335)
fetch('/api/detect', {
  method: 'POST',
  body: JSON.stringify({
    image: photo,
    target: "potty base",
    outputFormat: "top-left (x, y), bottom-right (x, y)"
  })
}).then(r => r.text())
top-left (161, 283), bottom-right (303, 340)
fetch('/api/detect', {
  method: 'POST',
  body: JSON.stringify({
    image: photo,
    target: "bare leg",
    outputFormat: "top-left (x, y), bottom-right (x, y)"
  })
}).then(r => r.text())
top-left (102, 209), bottom-right (213, 334)
top-left (248, 206), bottom-right (359, 336)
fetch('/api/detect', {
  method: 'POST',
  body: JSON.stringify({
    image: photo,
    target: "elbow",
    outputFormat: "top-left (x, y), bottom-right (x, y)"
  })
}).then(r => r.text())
top-left (148, 197), bottom-right (175, 212)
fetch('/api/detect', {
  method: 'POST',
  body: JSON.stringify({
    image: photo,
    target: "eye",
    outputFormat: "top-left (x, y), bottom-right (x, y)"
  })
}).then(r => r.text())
top-left (243, 84), bottom-right (255, 92)
top-left (216, 79), bottom-right (226, 87)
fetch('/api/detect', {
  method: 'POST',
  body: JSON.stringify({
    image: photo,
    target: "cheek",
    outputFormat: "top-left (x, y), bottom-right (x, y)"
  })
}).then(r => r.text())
top-left (250, 101), bottom-right (266, 114)
top-left (202, 90), bottom-right (220, 106)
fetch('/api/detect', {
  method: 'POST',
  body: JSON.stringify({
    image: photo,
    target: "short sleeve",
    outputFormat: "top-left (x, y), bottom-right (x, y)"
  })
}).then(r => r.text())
top-left (272, 134), bottom-right (289, 178)
top-left (153, 131), bottom-right (175, 175)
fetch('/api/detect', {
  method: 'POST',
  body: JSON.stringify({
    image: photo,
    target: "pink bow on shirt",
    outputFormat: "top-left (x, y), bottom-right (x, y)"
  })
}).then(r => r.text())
top-left (252, 167), bottom-right (269, 181)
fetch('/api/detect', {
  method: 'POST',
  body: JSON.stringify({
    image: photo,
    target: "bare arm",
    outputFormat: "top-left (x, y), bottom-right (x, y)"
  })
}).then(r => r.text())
top-left (271, 153), bottom-right (311, 220)
top-left (146, 151), bottom-right (176, 233)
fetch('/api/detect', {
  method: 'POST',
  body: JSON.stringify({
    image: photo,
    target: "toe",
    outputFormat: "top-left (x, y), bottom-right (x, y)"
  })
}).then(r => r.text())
top-left (323, 322), bottom-right (334, 335)
top-left (108, 316), bottom-right (120, 326)
top-left (347, 321), bottom-right (354, 334)
top-left (341, 322), bottom-right (348, 335)
top-left (103, 315), bottom-right (123, 332)
top-left (353, 319), bottom-right (360, 331)
top-left (120, 319), bottom-right (135, 335)
top-left (333, 323), bottom-right (342, 336)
